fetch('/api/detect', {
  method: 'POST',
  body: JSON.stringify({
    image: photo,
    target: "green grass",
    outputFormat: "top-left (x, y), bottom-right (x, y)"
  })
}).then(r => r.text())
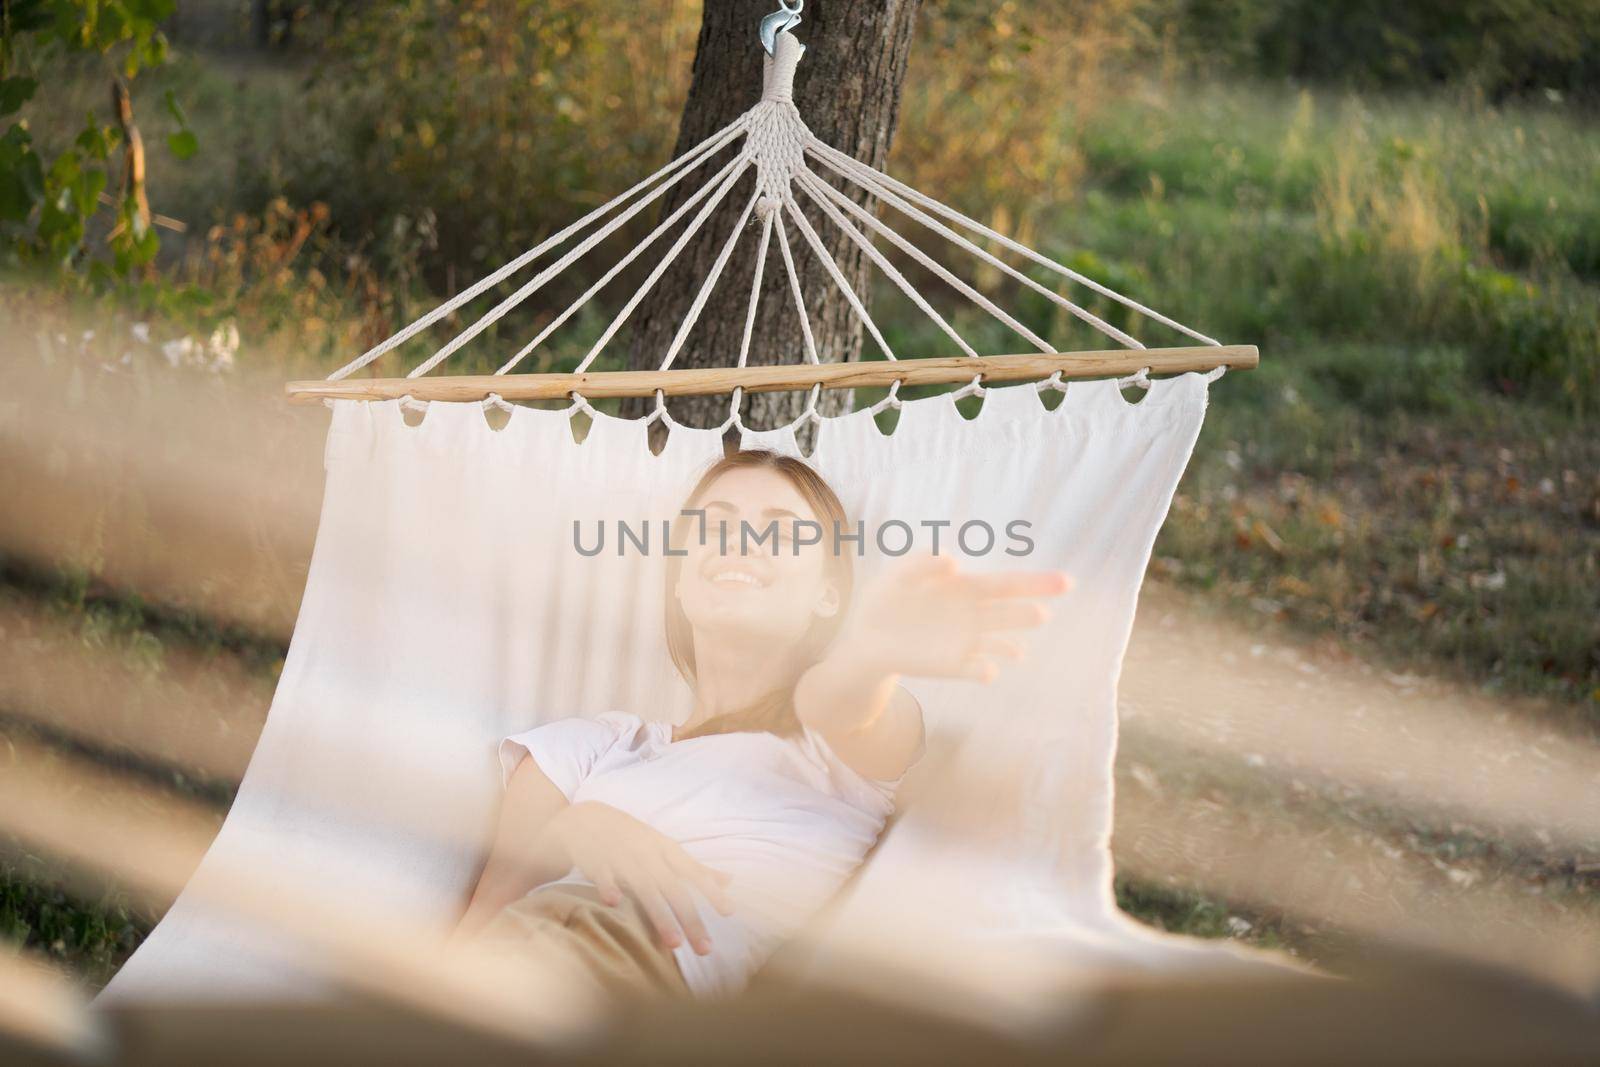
top-left (890, 77), bottom-right (1600, 410)
top-left (0, 861), bottom-right (149, 992)
top-left (1114, 877), bottom-right (1312, 959)
top-left (1075, 82), bottom-right (1600, 278)
top-left (1154, 350), bottom-right (1599, 720)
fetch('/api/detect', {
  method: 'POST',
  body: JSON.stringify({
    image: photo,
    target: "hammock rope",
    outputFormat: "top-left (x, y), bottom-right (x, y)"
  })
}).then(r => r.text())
top-left (325, 120), bottom-right (747, 383)
top-left (299, 27), bottom-right (1252, 413)
top-left (795, 169), bottom-right (1052, 355)
top-left (806, 139), bottom-right (1222, 347)
top-left (804, 150), bottom-right (1142, 350)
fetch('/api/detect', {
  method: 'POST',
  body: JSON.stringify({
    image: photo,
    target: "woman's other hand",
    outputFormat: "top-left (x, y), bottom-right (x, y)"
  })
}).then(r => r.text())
top-left (837, 554), bottom-right (1072, 683)
top-left (542, 801), bottom-right (735, 956)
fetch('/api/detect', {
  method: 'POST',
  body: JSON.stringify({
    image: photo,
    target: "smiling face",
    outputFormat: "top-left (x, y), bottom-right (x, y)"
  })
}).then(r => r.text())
top-left (672, 464), bottom-right (843, 651)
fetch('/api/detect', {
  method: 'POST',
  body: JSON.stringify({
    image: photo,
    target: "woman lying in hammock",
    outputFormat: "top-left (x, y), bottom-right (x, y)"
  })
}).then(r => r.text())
top-left (455, 448), bottom-right (1070, 1000)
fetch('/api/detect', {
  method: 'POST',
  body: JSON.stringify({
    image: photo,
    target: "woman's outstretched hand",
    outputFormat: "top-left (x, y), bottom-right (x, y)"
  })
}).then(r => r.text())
top-left (541, 800), bottom-right (735, 956)
top-left (836, 554), bottom-right (1072, 683)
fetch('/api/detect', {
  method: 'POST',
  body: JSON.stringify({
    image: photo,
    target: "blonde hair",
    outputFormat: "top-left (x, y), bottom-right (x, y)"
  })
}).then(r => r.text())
top-left (665, 449), bottom-right (854, 741)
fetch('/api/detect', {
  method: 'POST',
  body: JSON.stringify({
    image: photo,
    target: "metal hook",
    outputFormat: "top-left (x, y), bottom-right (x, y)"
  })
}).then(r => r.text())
top-left (760, 0), bottom-right (803, 55)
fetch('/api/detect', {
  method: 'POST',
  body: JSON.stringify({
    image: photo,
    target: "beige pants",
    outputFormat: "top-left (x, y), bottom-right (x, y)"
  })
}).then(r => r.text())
top-left (477, 883), bottom-right (689, 1001)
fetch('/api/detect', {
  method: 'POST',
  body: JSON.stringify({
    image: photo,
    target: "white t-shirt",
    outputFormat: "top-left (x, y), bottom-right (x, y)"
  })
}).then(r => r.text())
top-left (498, 712), bottom-right (908, 997)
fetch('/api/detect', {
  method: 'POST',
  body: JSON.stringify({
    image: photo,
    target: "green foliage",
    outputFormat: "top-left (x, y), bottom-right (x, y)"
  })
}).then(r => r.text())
top-left (0, 0), bottom-right (194, 280)
top-left (162, 87), bottom-right (194, 158)
top-left (1143, 0), bottom-right (1600, 100)
top-left (260, 0), bottom-right (696, 288)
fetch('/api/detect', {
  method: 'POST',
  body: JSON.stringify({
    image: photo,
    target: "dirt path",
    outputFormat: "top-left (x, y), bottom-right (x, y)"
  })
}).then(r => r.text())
top-left (1124, 581), bottom-right (1600, 856)
top-left (1117, 581), bottom-right (1600, 988)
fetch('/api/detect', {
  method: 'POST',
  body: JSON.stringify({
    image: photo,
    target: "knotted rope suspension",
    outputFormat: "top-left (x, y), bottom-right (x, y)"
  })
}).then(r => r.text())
top-left (290, 28), bottom-right (1255, 409)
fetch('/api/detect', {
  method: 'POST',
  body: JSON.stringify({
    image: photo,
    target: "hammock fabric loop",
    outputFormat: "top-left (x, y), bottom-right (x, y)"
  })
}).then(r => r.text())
top-left (868, 378), bottom-right (905, 416)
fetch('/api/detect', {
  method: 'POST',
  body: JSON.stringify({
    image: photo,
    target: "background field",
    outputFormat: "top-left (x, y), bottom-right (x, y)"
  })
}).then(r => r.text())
top-left (3, 0), bottom-right (1597, 993)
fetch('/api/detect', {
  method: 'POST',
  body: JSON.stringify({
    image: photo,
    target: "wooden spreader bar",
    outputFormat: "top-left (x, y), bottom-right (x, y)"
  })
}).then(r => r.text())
top-left (287, 345), bottom-right (1257, 404)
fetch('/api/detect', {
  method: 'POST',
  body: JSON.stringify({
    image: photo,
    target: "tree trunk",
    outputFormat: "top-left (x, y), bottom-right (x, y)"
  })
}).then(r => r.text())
top-left (622, 0), bottom-right (922, 446)
top-left (253, 0), bottom-right (272, 48)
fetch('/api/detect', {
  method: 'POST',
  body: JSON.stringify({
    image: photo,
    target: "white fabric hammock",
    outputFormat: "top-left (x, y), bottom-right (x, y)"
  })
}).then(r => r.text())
top-left (101, 29), bottom-right (1279, 1023)
top-left (104, 375), bottom-right (1250, 1008)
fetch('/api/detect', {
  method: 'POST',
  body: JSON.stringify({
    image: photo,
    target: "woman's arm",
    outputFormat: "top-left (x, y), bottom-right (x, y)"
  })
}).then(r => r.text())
top-left (457, 757), bottom-right (573, 936)
top-left (794, 651), bottom-right (923, 782)
top-left (458, 756), bottom-right (736, 952)
top-left (796, 555), bottom-right (1072, 782)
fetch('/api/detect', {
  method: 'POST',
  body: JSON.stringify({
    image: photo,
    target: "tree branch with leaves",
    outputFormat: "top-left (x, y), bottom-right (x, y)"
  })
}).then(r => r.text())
top-left (0, 0), bottom-right (194, 283)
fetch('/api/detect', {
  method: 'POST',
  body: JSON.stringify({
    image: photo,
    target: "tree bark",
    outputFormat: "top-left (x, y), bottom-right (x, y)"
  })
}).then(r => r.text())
top-left (622, 0), bottom-right (922, 445)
